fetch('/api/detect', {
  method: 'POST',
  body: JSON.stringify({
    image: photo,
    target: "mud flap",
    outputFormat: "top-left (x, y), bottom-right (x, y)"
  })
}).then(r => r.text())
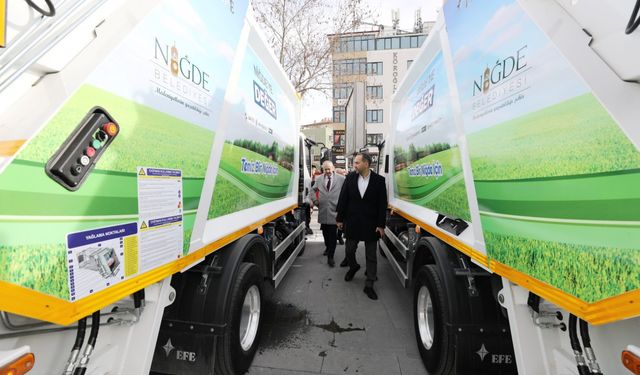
top-left (453, 324), bottom-right (518, 375)
top-left (150, 319), bottom-right (224, 375)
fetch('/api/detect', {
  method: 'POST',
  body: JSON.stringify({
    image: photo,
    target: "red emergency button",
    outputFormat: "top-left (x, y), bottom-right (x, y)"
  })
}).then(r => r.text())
top-left (102, 122), bottom-right (118, 137)
top-left (85, 147), bottom-right (96, 158)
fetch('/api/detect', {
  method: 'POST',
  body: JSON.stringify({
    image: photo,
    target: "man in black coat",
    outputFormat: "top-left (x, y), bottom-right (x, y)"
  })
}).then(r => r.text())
top-left (336, 152), bottom-right (387, 300)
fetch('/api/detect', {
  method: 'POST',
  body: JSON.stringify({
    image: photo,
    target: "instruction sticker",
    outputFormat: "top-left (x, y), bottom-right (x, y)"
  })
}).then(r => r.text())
top-left (67, 223), bottom-right (138, 301)
top-left (137, 167), bottom-right (184, 273)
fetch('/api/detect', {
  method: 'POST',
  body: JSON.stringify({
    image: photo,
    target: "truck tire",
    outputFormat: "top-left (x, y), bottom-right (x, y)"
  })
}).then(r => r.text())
top-left (215, 262), bottom-right (264, 375)
top-left (413, 265), bottom-right (455, 375)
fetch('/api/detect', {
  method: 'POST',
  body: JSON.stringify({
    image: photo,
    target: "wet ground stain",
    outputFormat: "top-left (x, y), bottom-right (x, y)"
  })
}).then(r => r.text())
top-left (314, 319), bottom-right (365, 333)
top-left (260, 301), bottom-right (311, 351)
top-left (259, 302), bottom-right (365, 353)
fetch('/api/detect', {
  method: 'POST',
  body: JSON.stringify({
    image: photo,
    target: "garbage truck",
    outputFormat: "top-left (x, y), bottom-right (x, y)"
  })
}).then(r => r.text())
top-left (380, 0), bottom-right (640, 374)
top-left (0, 1), bottom-right (310, 374)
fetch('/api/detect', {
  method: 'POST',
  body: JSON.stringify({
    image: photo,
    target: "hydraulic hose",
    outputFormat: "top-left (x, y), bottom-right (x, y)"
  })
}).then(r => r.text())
top-left (63, 317), bottom-right (86, 375)
top-left (569, 314), bottom-right (592, 375)
top-left (87, 311), bottom-right (100, 347)
top-left (73, 311), bottom-right (101, 375)
top-left (133, 289), bottom-right (145, 308)
top-left (73, 318), bottom-right (87, 352)
top-left (133, 289), bottom-right (145, 321)
top-left (579, 319), bottom-right (603, 374)
top-left (24, 0), bottom-right (56, 17)
top-left (626, 0), bottom-right (640, 34)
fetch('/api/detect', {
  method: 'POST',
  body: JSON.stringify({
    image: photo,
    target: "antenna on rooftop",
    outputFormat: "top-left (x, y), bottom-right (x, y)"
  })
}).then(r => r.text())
top-left (414, 9), bottom-right (423, 33)
top-left (391, 9), bottom-right (399, 30)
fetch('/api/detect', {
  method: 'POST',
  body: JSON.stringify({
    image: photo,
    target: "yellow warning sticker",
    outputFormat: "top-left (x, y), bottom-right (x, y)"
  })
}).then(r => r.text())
top-left (124, 235), bottom-right (139, 277)
top-left (140, 221), bottom-right (147, 229)
top-left (138, 168), bottom-right (146, 176)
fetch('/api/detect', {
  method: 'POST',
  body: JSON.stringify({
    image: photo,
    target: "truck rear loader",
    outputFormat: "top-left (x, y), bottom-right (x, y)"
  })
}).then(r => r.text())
top-left (0, 1), bottom-right (310, 374)
top-left (381, 0), bottom-right (640, 374)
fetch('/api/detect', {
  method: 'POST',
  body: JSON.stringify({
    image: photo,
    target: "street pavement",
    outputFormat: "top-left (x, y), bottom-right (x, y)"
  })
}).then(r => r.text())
top-left (248, 210), bottom-right (428, 375)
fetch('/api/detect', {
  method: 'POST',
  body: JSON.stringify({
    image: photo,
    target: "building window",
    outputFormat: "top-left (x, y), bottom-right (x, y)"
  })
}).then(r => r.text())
top-left (333, 83), bottom-right (353, 99)
top-left (392, 37), bottom-right (400, 49)
top-left (366, 62), bottom-right (383, 75)
top-left (333, 58), bottom-right (367, 76)
top-left (410, 36), bottom-right (419, 48)
top-left (369, 35), bottom-right (427, 50)
top-left (366, 133), bottom-right (384, 145)
top-left (334, 35), bottom-right (376, 53)
top-left (366, 85), bottom-right (383, 99)
top-left (401, 36), bottom-right (411, 49)
top-left (366, 109), bottom-right (383, 123)
top-left (333, 106), bottom-right (346, 123)
top-left (407, 60), bottom-right (413, 69)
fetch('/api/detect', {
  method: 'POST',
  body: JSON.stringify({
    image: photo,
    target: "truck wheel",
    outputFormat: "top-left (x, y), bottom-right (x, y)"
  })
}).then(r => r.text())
top-left (215, 262), bottom-right (264, 375)
top-left (414, 265), bottom-right (455, 375)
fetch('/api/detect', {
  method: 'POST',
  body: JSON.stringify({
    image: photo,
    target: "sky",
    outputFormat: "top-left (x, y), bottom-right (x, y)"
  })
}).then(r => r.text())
top-left (300, 0), bottom-right (442, 125)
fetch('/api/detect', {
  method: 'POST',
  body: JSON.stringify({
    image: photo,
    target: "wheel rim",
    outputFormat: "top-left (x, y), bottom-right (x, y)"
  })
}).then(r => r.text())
top-left (417, 285), bottom-right (435, 350)
top-left (239, 285), bottom-right (261, 351)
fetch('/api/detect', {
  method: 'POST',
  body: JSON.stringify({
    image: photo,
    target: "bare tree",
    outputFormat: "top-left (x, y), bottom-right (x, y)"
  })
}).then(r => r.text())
top-left (252, 0), bottom-right (375, 97)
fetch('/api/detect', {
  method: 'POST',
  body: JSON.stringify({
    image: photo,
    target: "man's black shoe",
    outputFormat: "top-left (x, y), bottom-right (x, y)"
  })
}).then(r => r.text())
top-left (305, 227), bottom-right (313, 235)
top-left (344, 264), bottom-right (361, 281)
top-left (363, 287), bottom-right (378, 300)
top-left (340, 259), bottom-right (348, 267)
top-left (328, 258), bottom-right (335, 267)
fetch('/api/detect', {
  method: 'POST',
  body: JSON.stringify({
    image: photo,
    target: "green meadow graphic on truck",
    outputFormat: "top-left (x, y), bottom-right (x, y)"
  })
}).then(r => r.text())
top-left (0, 0), bottom-right (248, 300)
top-left (209, 46), bottom-right (296, 219)
top-left (393, 52), bottom-right (471, 222)
top-left (444, 0), bottom-right (640, 302)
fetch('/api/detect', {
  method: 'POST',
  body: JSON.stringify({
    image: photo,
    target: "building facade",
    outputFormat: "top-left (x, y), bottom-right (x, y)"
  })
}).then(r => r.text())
top-left (329, 23), bottom-right (433, 161)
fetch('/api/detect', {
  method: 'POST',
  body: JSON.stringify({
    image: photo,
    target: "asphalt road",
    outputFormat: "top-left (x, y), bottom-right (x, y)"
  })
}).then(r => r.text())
top-left (248, 210), bottom-right (428, 375)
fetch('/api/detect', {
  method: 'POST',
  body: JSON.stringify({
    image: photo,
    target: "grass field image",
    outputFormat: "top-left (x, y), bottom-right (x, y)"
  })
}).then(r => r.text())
top-left (0, 243), bottom-right (69, 299)
top-left (0, 84), bottom-right (213, 298)
top-left (395, 146), bottom-right (471, 221)
top-left (209, 142), bottom-right (294, 219)
top-left (21, 85), bottom-right (214, 176)
top-left (468, 93), bottom-right (640, 302)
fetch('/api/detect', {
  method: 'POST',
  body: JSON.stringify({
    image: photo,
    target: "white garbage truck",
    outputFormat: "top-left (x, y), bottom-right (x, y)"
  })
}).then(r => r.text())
top-left (381, 0), bottom-right (640, 374)
top-left (0, 1), bottom-right (310, 374)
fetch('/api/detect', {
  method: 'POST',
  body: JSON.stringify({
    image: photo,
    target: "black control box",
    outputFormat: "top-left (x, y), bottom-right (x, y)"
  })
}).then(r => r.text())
top-left (46, 107), bottom-right (120, 191)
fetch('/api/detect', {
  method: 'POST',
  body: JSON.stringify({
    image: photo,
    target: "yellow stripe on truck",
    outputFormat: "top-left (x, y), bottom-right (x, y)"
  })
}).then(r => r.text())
top-left (0, 140), bottom-right (26, 156)
top-left (389, 204), bottom-right (640, 326)
top-left (0, 204), bottom-right (298, 326)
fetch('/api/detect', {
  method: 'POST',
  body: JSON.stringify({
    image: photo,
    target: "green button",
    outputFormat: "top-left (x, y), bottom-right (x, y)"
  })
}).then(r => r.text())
top-left (92, 139), bottom-right (102, 149)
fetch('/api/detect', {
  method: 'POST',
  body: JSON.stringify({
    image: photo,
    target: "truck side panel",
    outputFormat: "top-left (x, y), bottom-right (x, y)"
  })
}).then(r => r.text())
top-left (389, 0), bottom-right (640, 322)
top-left (0, 0), bottom-right (259, 324)
top-left (443, 0), bottom-right (640, 310)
